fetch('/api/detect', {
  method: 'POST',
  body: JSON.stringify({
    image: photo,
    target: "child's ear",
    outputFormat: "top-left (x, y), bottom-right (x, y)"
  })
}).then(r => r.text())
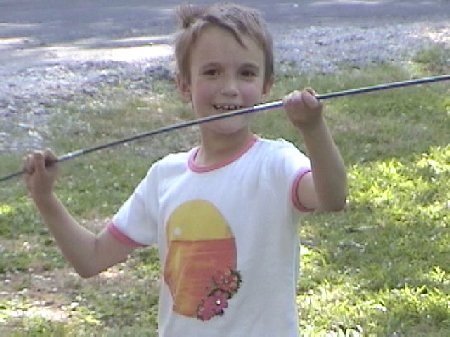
top-left (176, 73), bottom-right (191, 103)
top-left (262, 75), bottom-right (274, 97)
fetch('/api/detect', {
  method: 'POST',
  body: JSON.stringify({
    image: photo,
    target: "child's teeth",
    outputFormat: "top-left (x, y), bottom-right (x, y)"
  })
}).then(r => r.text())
top-left (215, 105), bottom-right (240, 110)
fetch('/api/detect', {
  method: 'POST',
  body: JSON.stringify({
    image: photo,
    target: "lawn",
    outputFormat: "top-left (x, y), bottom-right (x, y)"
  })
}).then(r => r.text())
top-left (0, 47), bottom-right (449, 336)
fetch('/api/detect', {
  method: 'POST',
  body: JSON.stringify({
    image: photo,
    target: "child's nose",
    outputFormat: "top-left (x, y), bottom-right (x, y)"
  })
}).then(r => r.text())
top-left (220, 76), bottom-right (239, 96)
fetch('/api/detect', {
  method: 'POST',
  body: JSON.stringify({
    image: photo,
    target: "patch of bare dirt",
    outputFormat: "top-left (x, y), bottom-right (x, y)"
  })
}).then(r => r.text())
top-left (0, 218), bottom-right (145, 329)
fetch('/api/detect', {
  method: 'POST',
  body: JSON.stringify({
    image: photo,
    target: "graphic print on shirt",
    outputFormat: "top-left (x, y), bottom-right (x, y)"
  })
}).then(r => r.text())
top-left (164, 200), bottom-right (241, 321)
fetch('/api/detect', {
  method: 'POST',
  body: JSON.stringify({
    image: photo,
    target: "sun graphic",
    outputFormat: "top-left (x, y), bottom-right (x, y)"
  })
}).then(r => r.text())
top-left (164, 200), bottom-right (239, 319)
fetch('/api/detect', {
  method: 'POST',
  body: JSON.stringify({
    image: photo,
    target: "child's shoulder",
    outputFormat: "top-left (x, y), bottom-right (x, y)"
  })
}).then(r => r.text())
top-left (149, 148), bottom-right (199, 173)
top-left (155, 148), bottom-right (194, 167)
top-left (255, 137), bottom-right (307, 162)
top-left (257, 137), bottom-right (298, 151)
top-left (143, 148), bottom-right (194, 180)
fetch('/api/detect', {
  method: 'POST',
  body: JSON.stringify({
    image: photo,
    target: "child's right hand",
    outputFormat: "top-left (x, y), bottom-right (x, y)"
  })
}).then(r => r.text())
top-left (23, 149), bottom-right (59, 200)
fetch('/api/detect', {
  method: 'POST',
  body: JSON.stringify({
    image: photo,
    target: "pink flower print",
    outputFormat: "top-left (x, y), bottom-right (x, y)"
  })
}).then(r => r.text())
top-left (197, 290), bottom-right (229, 321)
top-left (212, 269), bottom-right (242, 295)
top-left (196, 269), bottom-right (242, 321)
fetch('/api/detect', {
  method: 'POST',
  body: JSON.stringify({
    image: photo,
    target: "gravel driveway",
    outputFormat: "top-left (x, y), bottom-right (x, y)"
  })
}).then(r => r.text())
top-left (0, 1), bottom-right (449, 154)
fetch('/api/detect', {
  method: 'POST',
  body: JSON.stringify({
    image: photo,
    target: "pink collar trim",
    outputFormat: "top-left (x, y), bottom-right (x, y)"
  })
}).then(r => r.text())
top-left (188, 135), bottom-right (258, 173)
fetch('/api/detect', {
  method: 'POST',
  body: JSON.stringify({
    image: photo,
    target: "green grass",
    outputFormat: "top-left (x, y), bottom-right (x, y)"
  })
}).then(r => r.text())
top-left (0, 47), bottom-right (449, 336)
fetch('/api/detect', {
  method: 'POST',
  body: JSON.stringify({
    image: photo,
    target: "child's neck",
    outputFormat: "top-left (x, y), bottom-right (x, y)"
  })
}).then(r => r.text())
top-left (196, 129), bottom-right (254, 167)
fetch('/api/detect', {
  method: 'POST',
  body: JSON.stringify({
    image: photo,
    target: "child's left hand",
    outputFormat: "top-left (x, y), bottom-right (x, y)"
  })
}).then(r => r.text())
top-left (283, 88), bottom-right (323, 130)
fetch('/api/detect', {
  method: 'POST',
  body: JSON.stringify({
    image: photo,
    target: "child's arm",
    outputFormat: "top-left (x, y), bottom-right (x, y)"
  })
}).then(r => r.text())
top-left (283, 89), bottom-right (347, 212)
top-left (23, 150), bottom-right (134, 278)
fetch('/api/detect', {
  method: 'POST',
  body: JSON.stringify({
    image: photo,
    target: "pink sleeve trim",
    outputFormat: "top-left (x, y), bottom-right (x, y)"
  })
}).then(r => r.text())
top-left (291, 169), bottom-right (315, 212)
top-left (107, 222), bottom-right (147, 248)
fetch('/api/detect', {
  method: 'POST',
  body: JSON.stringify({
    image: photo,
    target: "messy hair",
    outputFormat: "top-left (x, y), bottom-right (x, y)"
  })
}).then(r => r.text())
top-left (174, 3), bottom-right (274, 84)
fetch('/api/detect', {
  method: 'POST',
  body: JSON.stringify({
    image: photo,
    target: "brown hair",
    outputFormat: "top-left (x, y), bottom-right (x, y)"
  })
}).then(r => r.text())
top-left (174, 3), bottom-right (274, 85)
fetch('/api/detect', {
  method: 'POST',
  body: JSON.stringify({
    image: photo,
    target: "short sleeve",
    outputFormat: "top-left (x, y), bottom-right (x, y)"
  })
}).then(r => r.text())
top-left (270, 139), bottom-right (312, 212)
top-left (109, 163), bottom-right (160, 246)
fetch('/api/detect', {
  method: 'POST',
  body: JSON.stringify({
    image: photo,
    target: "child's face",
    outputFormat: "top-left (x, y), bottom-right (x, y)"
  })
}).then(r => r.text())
top-left (179, 26), bottom-right (272, 135)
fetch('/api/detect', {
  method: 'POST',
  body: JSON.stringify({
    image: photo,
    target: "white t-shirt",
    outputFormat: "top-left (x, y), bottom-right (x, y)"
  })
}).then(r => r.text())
top-left (108, 136), bottom-right (312, 337)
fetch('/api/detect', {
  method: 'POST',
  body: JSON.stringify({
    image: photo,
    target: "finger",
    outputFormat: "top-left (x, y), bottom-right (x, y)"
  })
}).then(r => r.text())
top-left (283, 90), bottom-right (302, 106)
top-left (43, 149), bottom-right (58, 168)
top-left (301, 90), bottom-right (321, 109)
top-left (304, 87), bottom-right (317, 96)
top-left (285, 90), bottom-right (300, 100)
top-left (44, 148), bottom-right (57, 160)
top-left (23, 154), bottom-right (35, 174)
top-left (33, 151), bottom-right (47, 174)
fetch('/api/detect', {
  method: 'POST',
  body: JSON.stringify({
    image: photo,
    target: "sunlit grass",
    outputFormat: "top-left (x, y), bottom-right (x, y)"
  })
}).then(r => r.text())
top-left (0, 204), bottom-right (14, 216)
top-left (297, 144), bottom-right (449, 336)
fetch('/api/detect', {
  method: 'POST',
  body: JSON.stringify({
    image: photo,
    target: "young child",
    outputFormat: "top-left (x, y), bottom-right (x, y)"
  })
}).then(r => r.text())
top-left (23, 3), bottom-right (347, 336)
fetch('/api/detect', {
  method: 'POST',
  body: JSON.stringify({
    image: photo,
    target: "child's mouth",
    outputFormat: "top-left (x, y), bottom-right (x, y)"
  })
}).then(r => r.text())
top-left (213, 104), bottom-right (244, 112)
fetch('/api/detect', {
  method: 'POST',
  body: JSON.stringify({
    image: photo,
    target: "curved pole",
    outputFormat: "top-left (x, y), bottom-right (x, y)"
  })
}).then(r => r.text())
top-left (1, 74), bottom-right (449, 183)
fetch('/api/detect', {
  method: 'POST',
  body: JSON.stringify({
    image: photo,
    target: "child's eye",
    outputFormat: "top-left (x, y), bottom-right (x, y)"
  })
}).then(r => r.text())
top-left (241, 69), bottom-right (257, 78)
top-left (203, 69), bottom-right (219, 76)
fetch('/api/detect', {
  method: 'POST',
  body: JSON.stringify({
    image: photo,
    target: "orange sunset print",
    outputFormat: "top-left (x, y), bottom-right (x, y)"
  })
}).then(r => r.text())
top-left (164, 200), bottom-right (241, 321)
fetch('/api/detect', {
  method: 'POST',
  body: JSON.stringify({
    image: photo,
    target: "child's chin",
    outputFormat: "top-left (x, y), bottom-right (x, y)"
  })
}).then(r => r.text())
top-left (208, 118), bottom-right (249, 134)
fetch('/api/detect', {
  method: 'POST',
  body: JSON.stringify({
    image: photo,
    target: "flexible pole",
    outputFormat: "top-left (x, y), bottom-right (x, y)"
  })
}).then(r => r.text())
top-left (1, 74), bottom-right (449, 183)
